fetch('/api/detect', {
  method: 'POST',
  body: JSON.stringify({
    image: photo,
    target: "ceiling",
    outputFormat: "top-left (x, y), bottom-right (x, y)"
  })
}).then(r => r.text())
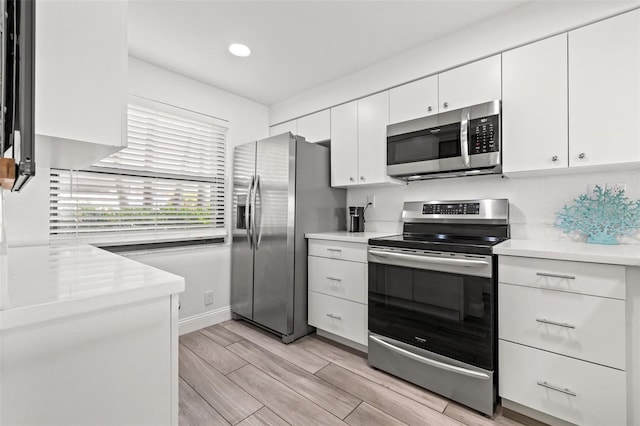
top-left (128, 1), bottom-right (529, 106)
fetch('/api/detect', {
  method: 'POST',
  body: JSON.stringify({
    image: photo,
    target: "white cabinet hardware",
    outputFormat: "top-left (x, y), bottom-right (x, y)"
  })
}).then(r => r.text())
top-left (535, 318), bottom-right (575, 329)
top-left (536, 381), bottom-right (577, 397)
top-left (535, 272), bottom-right (575, 280)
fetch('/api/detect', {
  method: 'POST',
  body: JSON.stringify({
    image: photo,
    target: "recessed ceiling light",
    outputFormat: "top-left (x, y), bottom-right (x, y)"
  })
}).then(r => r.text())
top-left (229, 43), bottom-right (251, 57)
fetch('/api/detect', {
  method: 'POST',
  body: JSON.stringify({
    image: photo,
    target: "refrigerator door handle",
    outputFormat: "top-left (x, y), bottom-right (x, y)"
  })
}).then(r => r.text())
top-left (245, 175), bottom-right (255, 248)
top-left (254, 174), bottom-right (264, 249)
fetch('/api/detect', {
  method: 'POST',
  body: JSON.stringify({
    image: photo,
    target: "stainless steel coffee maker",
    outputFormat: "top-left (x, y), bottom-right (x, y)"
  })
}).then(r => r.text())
top-left (348, 206), bottom-right (366, 232)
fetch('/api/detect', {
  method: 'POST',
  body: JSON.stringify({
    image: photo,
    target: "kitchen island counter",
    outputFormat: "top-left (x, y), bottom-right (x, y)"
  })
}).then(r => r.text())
top-left (0, 244), bottom-right (185, 331)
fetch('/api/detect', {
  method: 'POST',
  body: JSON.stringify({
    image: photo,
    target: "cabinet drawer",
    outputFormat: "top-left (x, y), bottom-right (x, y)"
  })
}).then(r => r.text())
top-left (499, 283), bottom-right (625, 369)
top-left (308, 239), bottom-right (368, 263)
top-left (499, 341), bottom-right (626, 426)
top-left (499, 256), bottom-right (625, 299)
top-left (308, 256), bottom-right (367, 303)
top-left (308, 292), bottom-right (367, 345)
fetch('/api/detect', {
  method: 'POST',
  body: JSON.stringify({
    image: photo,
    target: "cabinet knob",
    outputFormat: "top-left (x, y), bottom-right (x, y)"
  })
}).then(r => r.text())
top-left (552, 155), bottom-right (558, 162)
top-left (427, 106), bottom-right (433, 112)
top-left (578, 153), bottom-right (586, 159)
top-left (443, 102), bottom-right (449, 109)
top-left (349, 177), bottom-right (355, 182)
top-left (360, 176), bottom-right (365, 181)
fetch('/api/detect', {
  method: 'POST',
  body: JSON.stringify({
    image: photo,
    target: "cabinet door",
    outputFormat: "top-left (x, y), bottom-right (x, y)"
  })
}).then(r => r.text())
top-left (269, 120), bottom-right (297, 137)
top-left (35, 0), bottom-right (127, 168)
top-left (503, 34), bottom-right (568, 173)
top-left (330, 101), bottom-right (358, 186)
top-left (297, 110), bottom-right (330, 142)
top-left (357, 91), bottom-right (390, 184)
top-left (439, 55), bottom-right (502, 111)
top-left (569, 10), bottom-right (640, 168)
top-left (389, 76), bottom-right (438, 124)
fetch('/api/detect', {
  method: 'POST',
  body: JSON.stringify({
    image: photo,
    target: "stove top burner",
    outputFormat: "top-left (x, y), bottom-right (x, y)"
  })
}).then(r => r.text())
top-left (369, 199), bottom-right (510, 255)
top-left (368, 233), bottom-right (507, 255)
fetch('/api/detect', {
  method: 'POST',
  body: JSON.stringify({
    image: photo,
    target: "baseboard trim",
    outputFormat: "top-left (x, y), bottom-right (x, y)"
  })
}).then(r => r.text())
top-left (179, 306), bottom-right (231, 336)
top-left (502, 398), bottom-right (571, 426)
top-left (317, 329), bottom-right (368, 353)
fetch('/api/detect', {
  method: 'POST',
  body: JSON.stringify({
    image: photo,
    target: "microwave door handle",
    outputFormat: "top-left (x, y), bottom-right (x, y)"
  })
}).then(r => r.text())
top-left (460, 107), bottom-right (470, 168)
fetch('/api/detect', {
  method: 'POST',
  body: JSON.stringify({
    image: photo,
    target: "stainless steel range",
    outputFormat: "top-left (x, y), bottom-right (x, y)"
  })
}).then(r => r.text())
top-left (367, 199), bottom-right (509, 416)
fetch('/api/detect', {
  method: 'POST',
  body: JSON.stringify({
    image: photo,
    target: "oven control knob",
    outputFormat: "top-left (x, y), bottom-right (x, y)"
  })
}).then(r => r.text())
top-left (427, 106), bottom-right (433, 112)
top-left (552, 155), bottom-right (558, 162)
top-left (349, 177), bottom-right (355, 182)
top-left (578, 152), bottom-right (586, 159)
top-left (360, 176), bottom-right (365, 181)
top-left (443, 102), bottom-right (449, 109)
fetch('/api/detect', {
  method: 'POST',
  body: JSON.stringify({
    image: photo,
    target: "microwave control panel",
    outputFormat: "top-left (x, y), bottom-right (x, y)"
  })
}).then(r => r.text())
top-left (422, 203), bottom-right (481, 215)
top-left (469, 115), bottom-right (499, 155)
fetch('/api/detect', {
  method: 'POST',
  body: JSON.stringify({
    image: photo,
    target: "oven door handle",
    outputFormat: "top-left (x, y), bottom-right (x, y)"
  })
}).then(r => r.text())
top-left (368, 249), bottom-right (488, 268)
top-left (370, 336), bottom-right (490, 380)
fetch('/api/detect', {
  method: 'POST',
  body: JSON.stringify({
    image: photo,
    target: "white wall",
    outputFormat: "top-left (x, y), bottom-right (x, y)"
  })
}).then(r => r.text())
top-left (349, 170), bottom-right (640, 243)
top-left (270, 1), bottom-right (639, 124)
top-left (127, 58), bottom-right (268, 331)
top-left (3, 58), bottom-right (269, 332)
top-left (268, 1), bottom-right (640, 245)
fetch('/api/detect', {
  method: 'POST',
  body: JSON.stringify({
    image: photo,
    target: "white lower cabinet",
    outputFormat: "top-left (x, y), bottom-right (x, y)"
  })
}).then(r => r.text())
top-left (498, 255), bottom-right (627, 425)
top-left (307, 239), bottom-right (369, 347)
top-left (308, 292), bottom-right (367, 346)
top-left (500, 340), bottom-right (626, 426)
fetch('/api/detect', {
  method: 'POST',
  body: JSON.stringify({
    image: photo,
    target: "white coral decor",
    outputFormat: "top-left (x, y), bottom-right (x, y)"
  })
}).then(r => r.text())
top-left (555, 185), bottom-right (640, 245)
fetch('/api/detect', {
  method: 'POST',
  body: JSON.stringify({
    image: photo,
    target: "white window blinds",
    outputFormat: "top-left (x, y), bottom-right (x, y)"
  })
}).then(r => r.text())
top-left (50, 101), bottom-right (228, 245)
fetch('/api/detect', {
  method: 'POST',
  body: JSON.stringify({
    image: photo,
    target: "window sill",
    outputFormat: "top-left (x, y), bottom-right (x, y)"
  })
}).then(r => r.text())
top-left (96, 237), bottom-right (225, 254)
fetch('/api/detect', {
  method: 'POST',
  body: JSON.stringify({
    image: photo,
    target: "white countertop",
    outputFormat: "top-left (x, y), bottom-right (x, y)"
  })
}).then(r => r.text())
top-left (305, 231), bottom-right (399, 244)
top-left (0, 245), bottom-right (185, 330)
top-left (494, 239), bottom-right (640, 266)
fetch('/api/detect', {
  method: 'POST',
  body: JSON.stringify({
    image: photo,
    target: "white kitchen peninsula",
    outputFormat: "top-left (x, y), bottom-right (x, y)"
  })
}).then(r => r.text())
top-left (0, 244), bottom-right (185, 426)
top-left (494, 239), bottom-right (640, 426)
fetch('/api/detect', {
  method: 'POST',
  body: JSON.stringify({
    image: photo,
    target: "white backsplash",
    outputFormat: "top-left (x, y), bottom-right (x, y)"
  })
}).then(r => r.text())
top-left (348, 169), bottom-right (640, 243)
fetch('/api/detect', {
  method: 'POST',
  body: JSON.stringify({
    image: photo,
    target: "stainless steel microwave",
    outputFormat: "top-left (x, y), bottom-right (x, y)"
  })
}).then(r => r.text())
top-left (386, 100), bottom-right (501, 180)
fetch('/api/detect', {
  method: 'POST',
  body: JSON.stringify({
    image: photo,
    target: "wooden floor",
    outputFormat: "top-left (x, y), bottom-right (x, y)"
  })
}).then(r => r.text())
top-left (178, 320), bottom-right (526, 426)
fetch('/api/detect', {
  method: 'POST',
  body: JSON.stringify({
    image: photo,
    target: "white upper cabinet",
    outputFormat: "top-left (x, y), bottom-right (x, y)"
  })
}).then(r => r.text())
top-left (269, 120), bottom-right (297, 137)
top-left (357, 92), bottom-right (389, 184)
top-left (569, 10), bottom-right (640, 168)
top-left (330, 101), bottom-right (358, 186)
top-left (330, 93), bottom-right (395, 187)
top-left (297, 110), bottom-right (330, 143)
top-left (35, 0), bottom-right (127, 170)
top-left (389, 75), bottom-right (438, 124)
top-left (503, 34), bottom-right (568, 173)
top-left (439, 55), bottom-right (502, 111)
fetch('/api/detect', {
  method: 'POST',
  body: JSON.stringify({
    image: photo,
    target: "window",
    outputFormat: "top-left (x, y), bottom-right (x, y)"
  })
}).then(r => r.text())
top-left (50, 98), bottom-right (228, 246)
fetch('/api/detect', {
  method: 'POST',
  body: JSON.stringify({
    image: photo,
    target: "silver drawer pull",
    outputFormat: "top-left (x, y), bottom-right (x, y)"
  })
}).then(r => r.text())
top-left (537, 380), bottom-right (577, 397)
top-left (326, 313), bottom-right (342, 320)
top-left (536, 318), bottom-right (576, 329)
top-left (326, 277), bottom-right (342, 282)
top-left (327, 248), bottom-right (342, 253)
top-left (536, 272), bottom-right (576, 280)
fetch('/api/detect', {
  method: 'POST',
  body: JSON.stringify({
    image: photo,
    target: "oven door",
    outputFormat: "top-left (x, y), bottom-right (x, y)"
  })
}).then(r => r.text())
top-left (367, 246), bottom-right (495, 371)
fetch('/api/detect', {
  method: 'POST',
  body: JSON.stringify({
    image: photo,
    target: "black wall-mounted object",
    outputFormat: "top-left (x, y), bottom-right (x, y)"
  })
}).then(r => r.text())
top-left (2, 0), bottom-right (35, 192)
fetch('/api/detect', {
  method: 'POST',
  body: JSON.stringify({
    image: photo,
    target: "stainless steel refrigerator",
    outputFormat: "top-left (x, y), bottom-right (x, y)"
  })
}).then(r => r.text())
top-left (231, 133), bottom-right (346, 343)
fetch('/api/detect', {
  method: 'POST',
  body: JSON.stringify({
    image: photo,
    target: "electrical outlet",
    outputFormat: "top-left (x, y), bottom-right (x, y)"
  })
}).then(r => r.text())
top-left (366, 195), bottom-right (376, 209)
top-left (606, 183), bottom-right (626, 196)
top-left (587, 184), bottom-right (603, 197)
top-left (204, 291), bottom-right (214, 306)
